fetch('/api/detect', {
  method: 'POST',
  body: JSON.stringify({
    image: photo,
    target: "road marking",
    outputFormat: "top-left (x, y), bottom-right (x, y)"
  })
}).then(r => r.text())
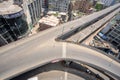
top-left (28, 77), bottom-right (38, 80)
top-left (62, 43), bottom-right (67, 58)
top-left (64, 71), bottom-right (68, 80)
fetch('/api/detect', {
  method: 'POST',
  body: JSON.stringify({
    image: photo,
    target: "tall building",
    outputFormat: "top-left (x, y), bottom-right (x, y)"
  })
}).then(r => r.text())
top-left (42, 0), bottom-right (48, 9)
top-left (48, 0), bottom-right (71, 12)
top-left (14, 0), bottom-right (42, 29)
top-left (99, 0), bottom-right (115, 6)
top-left (0, 0), bottom-right (28, 46)
top-left (27, 0), bottom-right (42, 26)
top-left (107, 25), bottom-right (120, 49)
top-left (103, 14), bottom-right (120, 49)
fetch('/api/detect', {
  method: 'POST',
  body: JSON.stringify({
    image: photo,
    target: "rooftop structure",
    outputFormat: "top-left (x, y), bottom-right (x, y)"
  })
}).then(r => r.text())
top-left (39, 15), bottom-right (60, 27)
top-left (38, 15), bottom-right (60, 31)
top-left (0, 0), bottom-right (22, 16)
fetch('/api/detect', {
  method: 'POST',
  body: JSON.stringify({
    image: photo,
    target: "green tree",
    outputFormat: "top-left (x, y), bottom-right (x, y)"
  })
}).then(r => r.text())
top-left (95, 3), bottom-right (103, 11)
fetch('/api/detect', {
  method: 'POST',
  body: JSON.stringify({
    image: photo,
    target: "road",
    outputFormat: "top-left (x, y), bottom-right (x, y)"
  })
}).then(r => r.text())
top-left (0, 3), bottom-right (120, 80)
top-left (82, 22), bottom-right (109, 45)
top-left (11, 62), bottom-right (89, 80)
top-left (11, 62), bottom-right (107, 80)
top-left (66, 6), bottom-right (120, 43)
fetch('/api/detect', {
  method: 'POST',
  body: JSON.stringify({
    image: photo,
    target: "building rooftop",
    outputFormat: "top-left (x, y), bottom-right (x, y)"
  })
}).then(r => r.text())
top-left (0, 0), bottom-right (22, 15)
top-left (39, 15), bottom-right (60, 27)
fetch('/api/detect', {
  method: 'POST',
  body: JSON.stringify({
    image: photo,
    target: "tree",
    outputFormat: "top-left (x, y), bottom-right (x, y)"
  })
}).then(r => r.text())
top-left (95, 3), bottom-right (103, 11)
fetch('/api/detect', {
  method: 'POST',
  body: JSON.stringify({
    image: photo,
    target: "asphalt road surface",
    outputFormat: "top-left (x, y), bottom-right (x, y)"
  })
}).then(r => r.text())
top-left (0, 4), bottom-right (120, 80)
top-left (11, 62), bottom-right (100, 80)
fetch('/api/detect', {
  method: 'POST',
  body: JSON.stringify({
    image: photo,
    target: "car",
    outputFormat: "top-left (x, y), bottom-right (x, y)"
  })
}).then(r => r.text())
top-left (97, 32), bottom-right (108, 40)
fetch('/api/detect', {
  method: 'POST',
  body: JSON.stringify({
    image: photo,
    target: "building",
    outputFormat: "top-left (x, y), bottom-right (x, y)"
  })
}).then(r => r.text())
top-left (42, 0), bottom-right (48, 9)
top-left (13, 0), bottom-right (23, 5)
top-left (107, 25), bottom-right (120, 49)
top-left (99, 0), bottom-right (115, 6)
top-left (27, 0), bottom-right (42, 26)
top-left (38, 15), bottom-right (60, 31)
top-left (90, 0), bottom-right (98, 6)
top-left (101, 13), bottom-right (120, 49)
top-left (41, 0), bottom-right (49, 16)
top-left (14, 0), bottom-right (42, 29)
top-left (48, 0), bottom-right (71, 12)
top-left (47, 11), bottom-right (69, 22)
top-left (0, 0), bottom-right (29, 46)
top-left (71, 0), bottom-right (92, 13)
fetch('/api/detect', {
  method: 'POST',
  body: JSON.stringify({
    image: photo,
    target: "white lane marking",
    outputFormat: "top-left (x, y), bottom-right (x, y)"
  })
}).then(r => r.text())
top-left (28, 77), bottom-right (38, 80)
top-left (62, 43), bottom-right (67, 58)
top-left (64, 71), bottom-right (68, 80)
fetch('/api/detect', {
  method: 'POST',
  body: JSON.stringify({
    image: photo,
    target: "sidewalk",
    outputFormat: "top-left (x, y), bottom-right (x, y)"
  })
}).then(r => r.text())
top-left (29, 23), bottom-right (40, 36)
